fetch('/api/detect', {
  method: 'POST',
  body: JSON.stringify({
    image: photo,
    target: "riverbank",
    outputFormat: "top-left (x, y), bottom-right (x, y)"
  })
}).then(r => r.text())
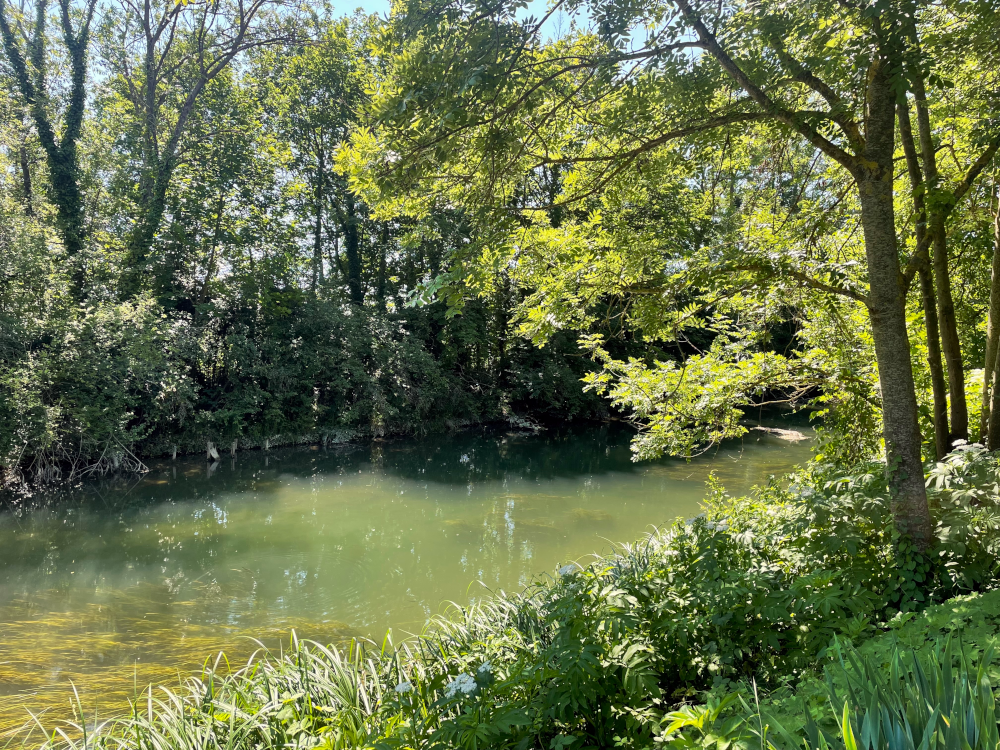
top-left (0, 424), bottom-right (811, 737)
top-left (0, 413), bottom-right (545, 489)
top-left (18, 444), bottom-right (1000, 749)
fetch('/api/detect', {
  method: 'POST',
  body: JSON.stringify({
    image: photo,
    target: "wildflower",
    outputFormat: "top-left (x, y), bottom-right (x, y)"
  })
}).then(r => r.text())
top-left (954, 440), bottom-right (983, 452)
top-left (394, 681), bottom-right (413, 694)
top-left (444, 673), bottom-right (477, 698)
top-left (477, 662), bottom-right (492, 677)
top-left (558, 564), bottom-right (576, 576)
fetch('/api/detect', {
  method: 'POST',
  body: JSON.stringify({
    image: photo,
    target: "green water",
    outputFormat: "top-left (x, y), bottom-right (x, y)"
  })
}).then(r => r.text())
top-left (0, 423), bottom-right (810, 731)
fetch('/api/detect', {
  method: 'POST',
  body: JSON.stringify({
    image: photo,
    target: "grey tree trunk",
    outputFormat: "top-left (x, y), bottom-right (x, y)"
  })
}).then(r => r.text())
top-left (857, 66), bottom-right (932, 549)
top-left (930, 217), bottom-right (968, 444)
top-left (899, 101), bottom-right (949, 458)
top-left (910, 62), bottom-right (968, 444)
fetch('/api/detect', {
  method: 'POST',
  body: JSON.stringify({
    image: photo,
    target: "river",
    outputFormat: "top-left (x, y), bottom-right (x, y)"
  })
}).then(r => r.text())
top-left (0, 422), bottom-right (810, 734)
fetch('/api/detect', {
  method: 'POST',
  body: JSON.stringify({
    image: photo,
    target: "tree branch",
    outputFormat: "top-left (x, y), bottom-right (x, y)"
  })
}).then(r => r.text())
top-left (673, 0), bottom-right (857, 173)
top-left (729, 263), bottom-right (870, 305)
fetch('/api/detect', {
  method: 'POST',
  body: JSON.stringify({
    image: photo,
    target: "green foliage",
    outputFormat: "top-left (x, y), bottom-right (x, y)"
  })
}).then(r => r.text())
top-left (0, 292), bottom-right (607, 479)
top-left (0, 7), bottom-right (626, 481)
top-left (818, 639), bottom-right (1000, 750)
top-left (662, 639), bottom-right (1000, 750)
top-left (583, 335), bottom-right (797, 459)
top-left (3, 299), bottom-right (195, 481)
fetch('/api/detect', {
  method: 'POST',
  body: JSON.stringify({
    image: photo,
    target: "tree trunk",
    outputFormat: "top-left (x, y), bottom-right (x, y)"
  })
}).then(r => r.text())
top-left (930, 216), bottom-right (968, 444)
top-left (990, 367), bottom-right (1000, 448)
top-left (311, 147), bottom-right (325, 293)
top-left (990, 353), bottom-right (1000, 450)
top-left (344, 192), bottom-right (363, 305)
top-left (899, 101), bottom-right (949, 458)
top-left (919, 264), bottom-right (950, 459)
top-left (124, 161), bottom-right (175, 297)
top-left (0, 0), bottom-right (91, 299)
top-left (985, 200), bottom-right (1000, 443)
top-left (857, 65), bottom-right (932, 549)
top-left (328, 231), bottom-right (345, 278)
top-left (376, 224), bottom-right (388, 309)
top-left (909, 60), bottom-right (968, 444)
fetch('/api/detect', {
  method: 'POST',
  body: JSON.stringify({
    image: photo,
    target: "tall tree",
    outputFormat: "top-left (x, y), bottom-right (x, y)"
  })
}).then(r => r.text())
top-left (98, 0), bottom-right (293, 297)
top-left (0, 0), bottom-right (97, 297)
top-left (256, 17), bottom-right (368, 297)
top-left (345, 0), bottom-right (1000, 548)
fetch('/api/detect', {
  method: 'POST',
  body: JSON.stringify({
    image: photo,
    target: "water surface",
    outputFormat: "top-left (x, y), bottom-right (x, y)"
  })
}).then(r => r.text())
top-left (0, 423), bottom-right (810, 733)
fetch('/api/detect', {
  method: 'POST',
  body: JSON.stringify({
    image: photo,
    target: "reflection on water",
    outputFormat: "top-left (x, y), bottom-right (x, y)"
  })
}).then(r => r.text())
top-left (0, 422), bottom-right (811, 732)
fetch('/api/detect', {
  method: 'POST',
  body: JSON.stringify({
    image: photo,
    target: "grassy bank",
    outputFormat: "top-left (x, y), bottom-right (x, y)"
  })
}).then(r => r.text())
top-left (18, 445), bottom-right (1000, 750)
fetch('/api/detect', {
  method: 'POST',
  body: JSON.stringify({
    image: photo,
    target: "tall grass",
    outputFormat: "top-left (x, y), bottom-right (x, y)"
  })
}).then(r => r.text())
top-left (16, 635), bottom-right (394, 750)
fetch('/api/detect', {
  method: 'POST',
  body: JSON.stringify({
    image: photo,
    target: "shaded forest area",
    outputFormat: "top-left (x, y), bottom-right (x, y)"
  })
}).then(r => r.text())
top-left (0, 9), bottom-right (620, 484)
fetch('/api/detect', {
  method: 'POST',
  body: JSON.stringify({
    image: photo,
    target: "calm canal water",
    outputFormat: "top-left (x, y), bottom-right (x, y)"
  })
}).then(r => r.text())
top-left (0, 423), bottom-right (810, 733)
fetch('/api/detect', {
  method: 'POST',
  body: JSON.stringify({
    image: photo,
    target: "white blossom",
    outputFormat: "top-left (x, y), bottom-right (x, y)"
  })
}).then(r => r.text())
top-left (444, 673), bottom-right (477, 698)
top-left (477, 662), bottom-right (492, 676)
top-left (953, 440), bottom-right (983, 452)
top-left (559, 564), bottom-right (576, 576)
top-left (394, 681), bottom-right (413, 694)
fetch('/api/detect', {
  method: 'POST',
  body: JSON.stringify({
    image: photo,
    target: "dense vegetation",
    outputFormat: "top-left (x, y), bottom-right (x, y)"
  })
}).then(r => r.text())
top-left (3, 0), bottom-right (1000, 553)
top-left (6, 0), bottom-right (1000, 743)
top-left (0, 8), bottom-right (618, 486)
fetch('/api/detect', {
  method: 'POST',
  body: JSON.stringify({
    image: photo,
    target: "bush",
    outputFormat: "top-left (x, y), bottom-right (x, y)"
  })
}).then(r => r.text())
top-left (0, 294), bottom-right (608, 480)
top-left (2, 299), bottom-right (197, 482)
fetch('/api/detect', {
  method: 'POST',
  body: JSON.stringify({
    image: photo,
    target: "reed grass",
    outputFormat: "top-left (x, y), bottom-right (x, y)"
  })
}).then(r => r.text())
top-left (0, 588), bottom-right (354, 740)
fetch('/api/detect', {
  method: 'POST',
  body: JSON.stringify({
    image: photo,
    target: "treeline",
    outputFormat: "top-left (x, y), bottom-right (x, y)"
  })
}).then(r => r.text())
top-left (0, 8), bottom-right (608, 483)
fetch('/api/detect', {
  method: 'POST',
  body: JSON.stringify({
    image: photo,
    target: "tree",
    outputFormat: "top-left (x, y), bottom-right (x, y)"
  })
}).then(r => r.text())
top-left (344, 0), bottom-right (1000, 548)
top-left (255, 16), bottom-right (370, 299)
top-left (98, 0), bottom-right (294, 297)
top-left (0, 0), bottom-right (97, 298)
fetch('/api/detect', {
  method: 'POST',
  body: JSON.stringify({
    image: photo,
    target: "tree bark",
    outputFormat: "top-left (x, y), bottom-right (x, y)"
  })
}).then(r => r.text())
top-left (984, 199), bottom-right (1000, 443)
top-left (989, 321), bottom-right (1000, 448)
top-left (899, 101), bottom-right (949, 458)
top-left (857, 64), bottom-right (932, 549)
top-left (909, 58), bottom-right (968, 443)
top-left (930, 216), bottom-right (967, 444)
top-left (919, 264), bottom-right (950, 459)
top-left (989, 353), bottom-right (1000, 450)
top-left (344, 192), bottom-right (363, 305)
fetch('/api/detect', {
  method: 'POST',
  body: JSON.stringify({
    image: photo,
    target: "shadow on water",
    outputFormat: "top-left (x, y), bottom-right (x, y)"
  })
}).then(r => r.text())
top-left (0, 419), bottom-right (813, 735)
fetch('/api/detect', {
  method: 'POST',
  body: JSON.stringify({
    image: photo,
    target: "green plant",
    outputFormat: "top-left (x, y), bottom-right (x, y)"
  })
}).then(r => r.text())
top-left (815, 638), bottom-right (1000, 750)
